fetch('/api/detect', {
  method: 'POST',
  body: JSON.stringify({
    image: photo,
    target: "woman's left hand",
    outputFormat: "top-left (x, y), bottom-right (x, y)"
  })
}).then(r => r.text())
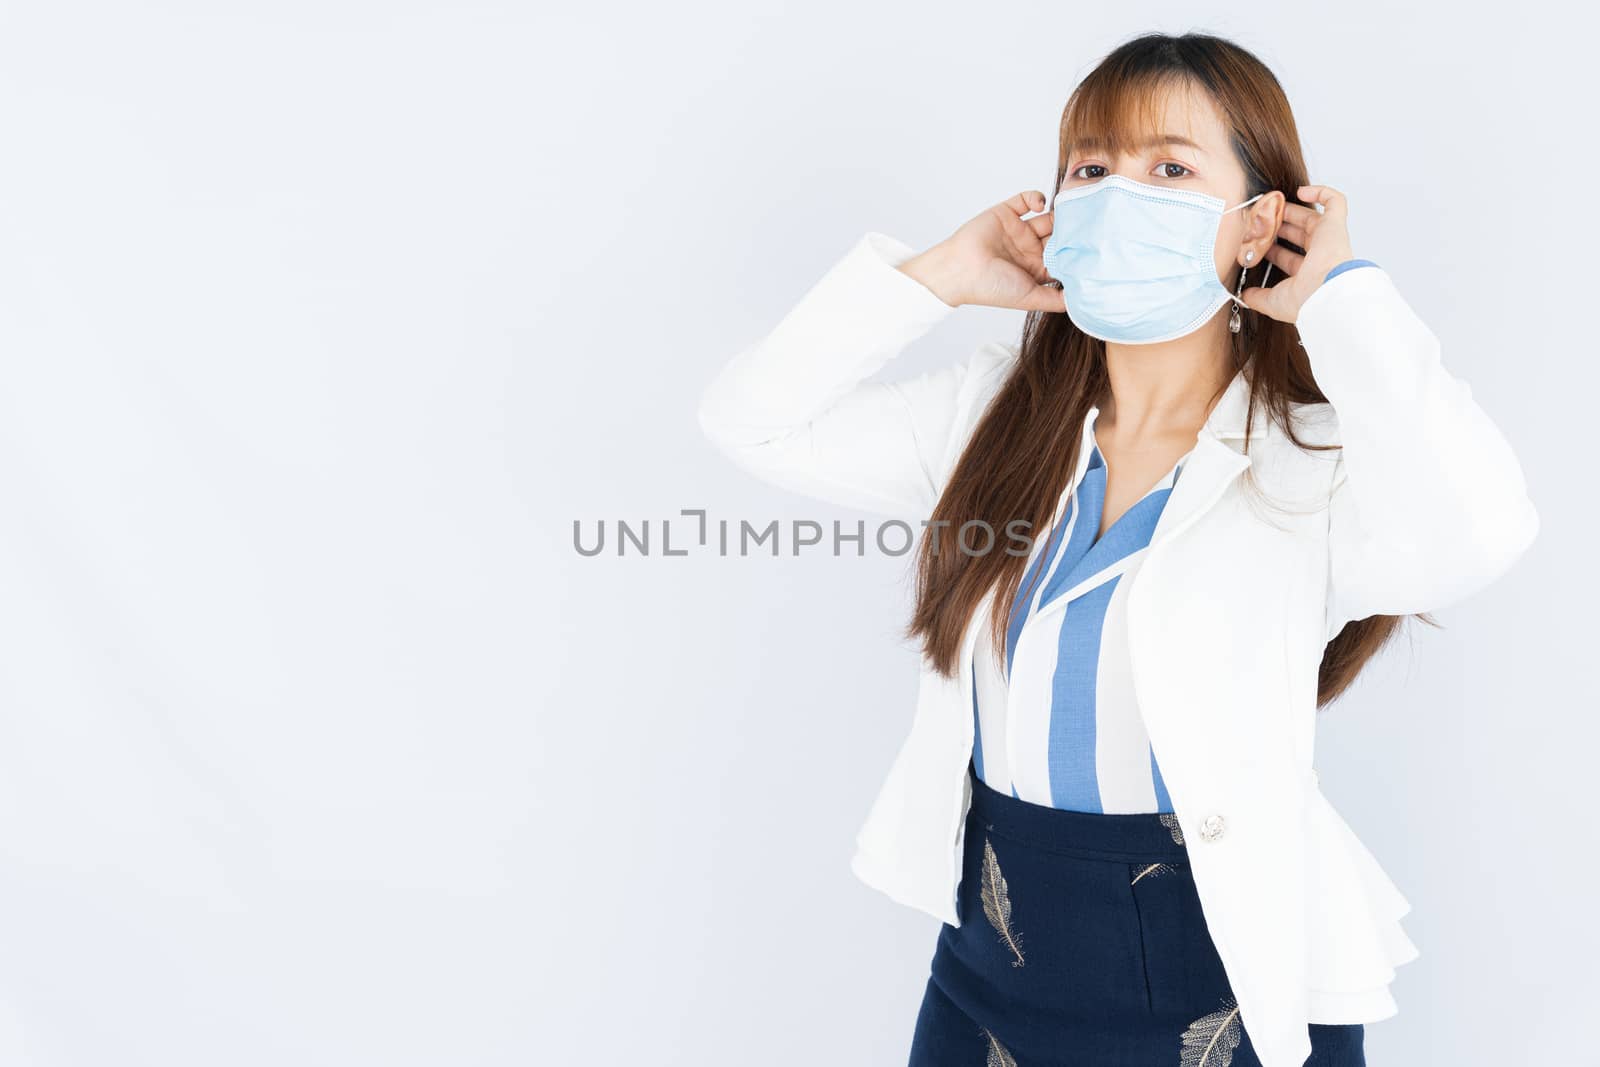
top-left (1238, 184), bottom-right (1357, 325)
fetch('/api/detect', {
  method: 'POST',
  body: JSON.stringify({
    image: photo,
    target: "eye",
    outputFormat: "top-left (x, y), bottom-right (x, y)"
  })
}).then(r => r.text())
top-left (1069, 164), bottom-right (1107, 180)
top-left (1153, 161), bottom-right (1192, 179)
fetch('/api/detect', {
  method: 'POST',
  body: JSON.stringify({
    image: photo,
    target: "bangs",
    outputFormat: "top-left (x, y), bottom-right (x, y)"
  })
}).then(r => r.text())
top-left (1058, 69), bottom-right (1202, 169)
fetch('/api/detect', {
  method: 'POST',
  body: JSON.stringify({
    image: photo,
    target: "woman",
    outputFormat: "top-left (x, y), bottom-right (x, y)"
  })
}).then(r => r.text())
top-left (696, 32), bottom-right (1537, 1067)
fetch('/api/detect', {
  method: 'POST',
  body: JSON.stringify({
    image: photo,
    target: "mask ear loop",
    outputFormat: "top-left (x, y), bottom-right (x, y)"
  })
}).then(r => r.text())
top-left (1222, 192), bottom-right (1270, 307)
top-left (1222, 192), bottom-right (1266, 215)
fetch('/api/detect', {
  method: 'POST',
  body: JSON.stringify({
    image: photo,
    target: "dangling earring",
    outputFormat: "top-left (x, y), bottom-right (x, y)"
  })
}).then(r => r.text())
top-left (1229, 250), bottom-right (1254, 334)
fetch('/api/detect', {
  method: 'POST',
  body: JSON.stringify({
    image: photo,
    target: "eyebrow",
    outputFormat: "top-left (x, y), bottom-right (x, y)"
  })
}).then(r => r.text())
top-left (1070, 134), bottom-right (1207, 155)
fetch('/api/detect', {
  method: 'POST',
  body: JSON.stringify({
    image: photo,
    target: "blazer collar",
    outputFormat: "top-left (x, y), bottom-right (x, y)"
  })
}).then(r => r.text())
top-left (1203, 364), bottom-right (1268, 442)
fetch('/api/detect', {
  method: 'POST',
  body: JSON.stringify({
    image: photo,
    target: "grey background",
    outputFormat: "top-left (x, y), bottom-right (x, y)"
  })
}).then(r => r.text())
top-left (0, 3), bottom-right (1589, 1065)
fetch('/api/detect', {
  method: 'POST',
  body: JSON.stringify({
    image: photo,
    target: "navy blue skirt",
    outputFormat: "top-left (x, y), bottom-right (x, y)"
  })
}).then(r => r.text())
top-left (908, 760), bottom-right (1365, 1066)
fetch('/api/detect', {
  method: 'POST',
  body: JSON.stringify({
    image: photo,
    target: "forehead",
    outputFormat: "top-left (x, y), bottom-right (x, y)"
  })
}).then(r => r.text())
top-left (1065, 85), bottom-right (1230, 160)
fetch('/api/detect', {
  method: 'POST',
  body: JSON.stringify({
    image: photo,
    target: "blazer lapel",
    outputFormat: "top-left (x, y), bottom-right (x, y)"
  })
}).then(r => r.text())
top-left (1146, 365), bottom-right (1266, 551)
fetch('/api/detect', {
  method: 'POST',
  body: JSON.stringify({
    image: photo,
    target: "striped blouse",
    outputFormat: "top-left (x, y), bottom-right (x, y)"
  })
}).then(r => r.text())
top-left (970, 415), bottom-right (1190, 812)
top-left (970, 256), bottom-right (1382, 814)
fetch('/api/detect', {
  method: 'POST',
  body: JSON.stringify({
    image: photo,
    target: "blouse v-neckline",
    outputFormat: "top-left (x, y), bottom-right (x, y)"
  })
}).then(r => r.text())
top-left (1001, 423), bottom-right (1194, 674)
top-left (1035, 423), bottom-right (1193, 604)
top-left (1085, 423), bottom-right (1192, 549)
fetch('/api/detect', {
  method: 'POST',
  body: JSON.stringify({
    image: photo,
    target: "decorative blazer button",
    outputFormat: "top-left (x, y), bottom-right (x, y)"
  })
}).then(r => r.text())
top-left (1199, 813), bottom-right (1227, 842)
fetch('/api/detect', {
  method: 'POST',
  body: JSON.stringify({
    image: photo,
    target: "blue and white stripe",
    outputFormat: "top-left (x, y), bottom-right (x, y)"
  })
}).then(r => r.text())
top-left (971, 416), bottom-right (1190, 813)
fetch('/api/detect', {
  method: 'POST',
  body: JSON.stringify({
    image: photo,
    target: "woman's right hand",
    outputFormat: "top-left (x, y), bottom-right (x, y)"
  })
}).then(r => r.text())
top-left (896, 191), bottom-right (1066, 313)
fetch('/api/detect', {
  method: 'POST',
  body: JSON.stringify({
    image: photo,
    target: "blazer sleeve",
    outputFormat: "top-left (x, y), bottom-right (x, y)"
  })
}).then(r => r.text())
top-left (1293, 266), bottom-right (1541, 642)
top-left (696, 231), bottom-right (976, 520)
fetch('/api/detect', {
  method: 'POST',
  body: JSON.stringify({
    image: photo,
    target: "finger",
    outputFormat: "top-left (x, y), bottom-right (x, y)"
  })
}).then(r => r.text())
top-left (1007, 190), bottom-right (1049, 219)
top-left (1012, 246), bottom-right (1053, 286)
top-left (1237, 284), bottom-right (1276, 316)
top-left (1017, 282), bottom-right (1067, 314)
top-left (1264, 242), bottom-right (1305, 277)
top-left (1278, 202), bottom-right (1326, 236)
top-left (998, 212), bottom-right (1054, 283)
top-left (1296, 184), bottom-right (1346, 225)
top-left (1002, 206), bottom-right (1050, 249)
top-left (1275, 216), bottom-right (1312, 247)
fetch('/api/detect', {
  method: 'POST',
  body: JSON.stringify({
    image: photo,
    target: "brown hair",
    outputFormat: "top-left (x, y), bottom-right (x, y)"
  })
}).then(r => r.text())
top-left (903, 31), bottom-right (1430, 708)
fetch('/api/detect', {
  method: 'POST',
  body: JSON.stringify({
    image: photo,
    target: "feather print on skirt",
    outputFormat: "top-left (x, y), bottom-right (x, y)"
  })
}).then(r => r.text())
top-left (1130, 861), bottom-right (1180, 885)
top-left (1179, 995), bottom-right (1244, 1067)
top-left (906, 765), bottom-right (1366, 1067)
top-left (979, 837), bottom-right (1025, 967)
top-left (981, 1027), bottom-right (1017, 1067)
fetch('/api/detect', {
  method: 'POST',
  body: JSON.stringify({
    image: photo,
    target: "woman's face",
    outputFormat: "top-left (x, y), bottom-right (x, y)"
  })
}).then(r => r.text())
top-left (1060, 87), bottom-right (1270, 284)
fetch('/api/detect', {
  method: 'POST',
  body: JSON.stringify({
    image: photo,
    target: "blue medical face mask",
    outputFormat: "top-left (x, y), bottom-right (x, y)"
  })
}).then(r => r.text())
top-left (1041, 174), bottom-right (1265, 345)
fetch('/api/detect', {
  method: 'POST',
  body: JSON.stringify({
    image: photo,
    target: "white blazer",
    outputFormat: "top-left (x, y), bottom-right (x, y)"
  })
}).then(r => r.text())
top-left (696, 231), bottom-right (1539, 1067)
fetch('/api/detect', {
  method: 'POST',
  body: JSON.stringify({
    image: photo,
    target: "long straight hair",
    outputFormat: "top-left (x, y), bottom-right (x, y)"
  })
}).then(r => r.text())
top-left (903, 31), bottom-right (1425, 708)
